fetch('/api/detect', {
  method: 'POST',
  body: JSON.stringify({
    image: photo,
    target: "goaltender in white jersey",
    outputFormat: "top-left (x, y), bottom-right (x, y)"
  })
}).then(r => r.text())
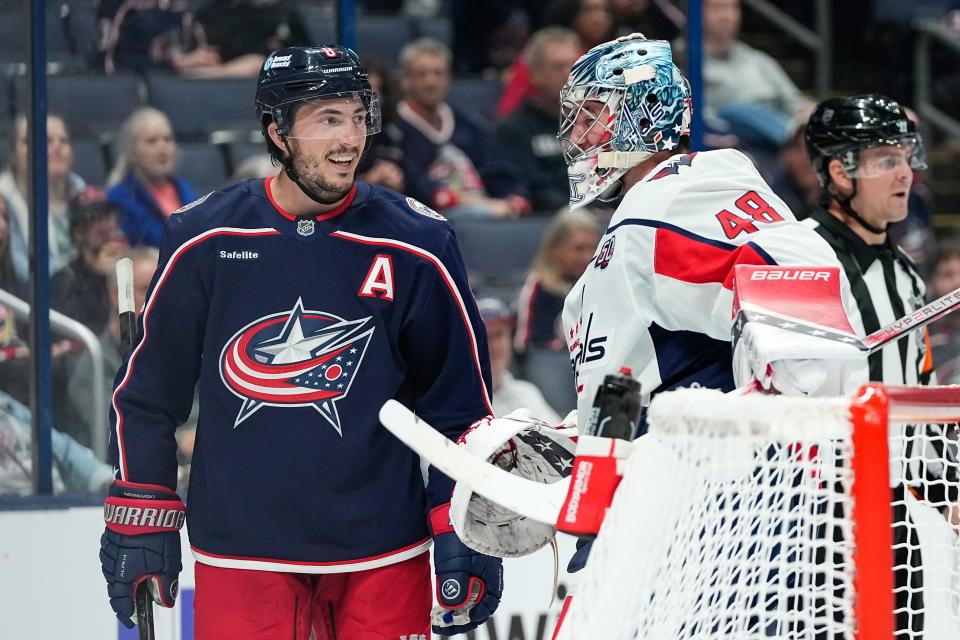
top-left (394, 34), bottom-right (957, 640)
top-left (563, 147), bottom-right (864, 416)
top-left (557, 35), bottom-right (863, 422)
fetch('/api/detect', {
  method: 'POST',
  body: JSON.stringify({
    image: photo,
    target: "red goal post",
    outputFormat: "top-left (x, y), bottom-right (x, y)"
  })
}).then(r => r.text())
top-left (562, 384), bottom-right (960, 640)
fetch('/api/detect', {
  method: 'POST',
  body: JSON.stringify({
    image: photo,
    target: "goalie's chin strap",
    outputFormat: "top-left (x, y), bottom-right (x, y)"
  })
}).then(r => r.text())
top-left (590, 150), bottom-right (653, 204)
top-left (597, 150), bottom-right (653, 169)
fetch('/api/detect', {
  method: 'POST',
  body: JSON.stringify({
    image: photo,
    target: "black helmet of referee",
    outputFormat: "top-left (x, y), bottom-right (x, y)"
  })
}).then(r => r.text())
top-left (804, 94), bottom-right (925, 188)
top-left (804, 93), bottom-right (926, 234)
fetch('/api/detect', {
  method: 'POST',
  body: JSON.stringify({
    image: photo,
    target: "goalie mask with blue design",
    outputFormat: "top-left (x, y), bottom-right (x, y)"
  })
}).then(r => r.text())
top-left (558, 34), bottom-right (692, 210)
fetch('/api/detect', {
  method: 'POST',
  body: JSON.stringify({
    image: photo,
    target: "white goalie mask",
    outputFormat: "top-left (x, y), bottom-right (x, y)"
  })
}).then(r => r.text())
top-left (558, 34), bottom-right (692, 210)
top-left (450, 410), bottom-right (577, 558)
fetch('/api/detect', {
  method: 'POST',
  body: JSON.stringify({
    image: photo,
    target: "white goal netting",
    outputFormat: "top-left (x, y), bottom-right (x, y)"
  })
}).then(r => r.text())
top-left (564, 387), bottom-right (960, 640)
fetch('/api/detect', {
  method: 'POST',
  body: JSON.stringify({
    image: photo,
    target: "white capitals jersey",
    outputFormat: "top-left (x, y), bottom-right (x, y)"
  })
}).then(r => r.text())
top-left (562, 149), bottom-right (859, 432)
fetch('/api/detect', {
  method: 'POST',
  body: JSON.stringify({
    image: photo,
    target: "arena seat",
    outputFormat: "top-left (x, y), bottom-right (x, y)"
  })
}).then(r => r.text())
top-left (13, 74), bottom-right (143, 139)
top-left (71, 138), bottom-right (108, 187)
top-left (176, 143), bottom-right (230, 195)
top-left (448, 216), bottom-right (549, 299)
top-left (447, 78), bottom-right (503, 125)
top-left (412, 16), bottom-right (453, 47)
top-left (301, 4), bottom-right (337, 45)
top-left (357, 16), bottom-right (412, 67)
top-left (146, 75), bottom-right (258, 141)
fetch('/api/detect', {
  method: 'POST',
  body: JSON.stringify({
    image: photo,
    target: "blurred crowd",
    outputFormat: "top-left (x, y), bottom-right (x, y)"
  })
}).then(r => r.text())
top-left (1, 0), bottom-right (960, 495)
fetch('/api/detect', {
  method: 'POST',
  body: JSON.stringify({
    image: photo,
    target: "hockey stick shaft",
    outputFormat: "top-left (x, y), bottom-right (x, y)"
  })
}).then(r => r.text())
top-left (115, 258), bottom-right (155, 640)
top-left (863, 286), bottom-right (960, 355)
top-left (117, 258), bottom-right (137, 357)
top-left (379, 400), bottom-right (570, 525)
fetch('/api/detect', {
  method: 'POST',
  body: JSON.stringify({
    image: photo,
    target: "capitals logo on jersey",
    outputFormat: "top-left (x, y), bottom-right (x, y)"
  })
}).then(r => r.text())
top-left (594, 236), bottom-right (615, 270)
top-left (219, 298), bottom-right (374, 434)
top-left (648, 152), bottom-right (697, 181)
top-left (567, 308), bottom-right (611, 394)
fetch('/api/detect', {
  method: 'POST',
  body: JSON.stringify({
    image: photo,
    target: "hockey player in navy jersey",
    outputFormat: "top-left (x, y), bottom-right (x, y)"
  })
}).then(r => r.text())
top-left (99, 45), bottom-right (502, 638)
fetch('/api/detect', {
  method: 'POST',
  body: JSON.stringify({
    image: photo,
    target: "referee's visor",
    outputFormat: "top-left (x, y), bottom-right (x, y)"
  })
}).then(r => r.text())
top-left (843, 135), bottom-right (927, 179)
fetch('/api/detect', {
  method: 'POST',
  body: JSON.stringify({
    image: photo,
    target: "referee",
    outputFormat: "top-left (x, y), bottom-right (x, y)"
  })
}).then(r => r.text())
top-left (803, 94), bottom-right (958, 639)
top-left (803, 94), bottom-right (932, 386)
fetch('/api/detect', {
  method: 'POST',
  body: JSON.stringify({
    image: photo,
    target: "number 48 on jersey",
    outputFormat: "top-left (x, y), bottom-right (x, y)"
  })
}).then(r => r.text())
top-left (715, 191), bottom-right (784, 240)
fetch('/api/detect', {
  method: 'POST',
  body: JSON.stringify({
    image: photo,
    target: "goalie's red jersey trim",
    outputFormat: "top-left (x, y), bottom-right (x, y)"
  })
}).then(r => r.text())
top-left (604, 218), bottom-right (777, 288)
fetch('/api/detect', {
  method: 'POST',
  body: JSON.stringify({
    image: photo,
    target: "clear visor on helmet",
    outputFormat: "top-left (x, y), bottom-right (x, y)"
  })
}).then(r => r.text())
top-left (558, 85), bottom-right (620, 165)
top-left (843, 136), bottom-right (927, 179)
top-left (284, 91), bottom-right (382, 140)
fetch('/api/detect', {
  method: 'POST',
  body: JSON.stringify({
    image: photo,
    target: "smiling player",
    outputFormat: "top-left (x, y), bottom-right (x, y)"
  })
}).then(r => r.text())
top-left (98, 45), bottom-right (502, 639)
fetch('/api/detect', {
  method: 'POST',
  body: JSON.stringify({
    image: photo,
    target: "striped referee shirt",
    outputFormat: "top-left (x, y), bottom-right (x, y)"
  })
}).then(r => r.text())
top-left (804, 208), bottom-right (957, 501)
top-left (803, 207), bottom-right (933, 385)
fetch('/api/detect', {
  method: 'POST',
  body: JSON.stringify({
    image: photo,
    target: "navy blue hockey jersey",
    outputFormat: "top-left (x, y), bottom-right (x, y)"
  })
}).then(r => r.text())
top-left (109, 178), bottom-right (493, 573)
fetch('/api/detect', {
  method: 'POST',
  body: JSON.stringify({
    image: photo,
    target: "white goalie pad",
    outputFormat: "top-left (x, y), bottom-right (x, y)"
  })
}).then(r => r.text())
top-left (450, 410), bottom-right (577, 558)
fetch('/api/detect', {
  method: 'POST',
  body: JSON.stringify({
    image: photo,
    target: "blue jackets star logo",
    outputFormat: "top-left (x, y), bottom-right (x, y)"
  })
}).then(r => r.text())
top-left (219, 298), bottom-right (375, 434)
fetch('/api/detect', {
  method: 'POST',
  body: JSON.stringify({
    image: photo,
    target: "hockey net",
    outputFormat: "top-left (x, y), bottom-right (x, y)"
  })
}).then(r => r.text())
top-left (565, 384), bottom-right (960, 640)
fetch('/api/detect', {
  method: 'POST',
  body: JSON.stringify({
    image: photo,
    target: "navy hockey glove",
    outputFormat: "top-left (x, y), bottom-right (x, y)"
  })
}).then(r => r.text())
top-left (429, 503), bottom-right (503, 636)
top-left (100, 481), bottom-right (185, 628)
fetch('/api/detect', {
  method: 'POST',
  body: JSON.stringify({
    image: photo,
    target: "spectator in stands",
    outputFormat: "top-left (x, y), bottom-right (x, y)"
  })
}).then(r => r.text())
top-left (934, 2), bottom-right (960, 127)
top-left (358, 57), bottom-right (405, 192)
top-left (107, 108), bottom-right (198, 248)
top-left (0, 188), bottom-right (78, 421)
top-left (479, 297), bottom-right (560, 422)
top-left (497, 0), bottom-right (615, 119)
top-left (0, 194), bottom-right (31, 402)
top-left (611, 0), bottom-right (685, 41)
top-left (0, 195), bottom-right (24, 297)
top-left (548, 0), bottom-right (616, 51)
top-left (51, 188), bottom-right (126, 336)
top-left (702, 0), bottom-right (811, 151)
top-left (66, 246), bottom-right (158, 450)
top-left (0, 194), bottom-right (28, 370)
top-left (515, 211), bottom-right (600, 414)
top-left (497, 28), bottom-right (582, 214)
top-left (391, 38), bottom-right (531, 219)
top-left (0, 114), bottom-right (86, 281)
top-left (770, 119), bottom-right (821, 221)
top-left (452, 0), bottom-right (529, 74)
top-left (171, 0), bottom-right (309, 78)
top-left (96, 0), bottom-right (200, 74)
top-left (0, 389), bottom-right (114, 495)
top-left (929, 237), bottom-right (960, 384)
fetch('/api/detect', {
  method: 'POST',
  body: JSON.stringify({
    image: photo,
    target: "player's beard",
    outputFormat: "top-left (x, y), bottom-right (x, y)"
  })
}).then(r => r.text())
top-left (291, 143), bottom-right (361, 205)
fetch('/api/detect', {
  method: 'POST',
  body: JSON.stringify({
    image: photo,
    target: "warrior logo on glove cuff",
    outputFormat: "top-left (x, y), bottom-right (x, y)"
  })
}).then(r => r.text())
top-left (441, 579), bottom-right (461, 600)
top-left (220, 297), bottom-right (374, 433)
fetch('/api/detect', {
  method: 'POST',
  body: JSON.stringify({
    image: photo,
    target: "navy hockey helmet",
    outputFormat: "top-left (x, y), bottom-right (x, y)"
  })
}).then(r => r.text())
top-left (255, 45), bottom-right (382, 141)
top-left (804, 94), bottom-right (926, 187)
